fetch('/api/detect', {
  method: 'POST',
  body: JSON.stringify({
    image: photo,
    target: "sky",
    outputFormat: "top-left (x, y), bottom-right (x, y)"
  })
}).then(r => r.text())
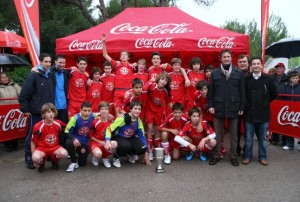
top-left (176, 0), bottom-right (300, 38)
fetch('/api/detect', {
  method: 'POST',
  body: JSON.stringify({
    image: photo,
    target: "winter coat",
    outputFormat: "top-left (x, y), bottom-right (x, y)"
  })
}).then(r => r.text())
top-left (0, 80), bottom-right (21, 104)
top-left (208, 66), bottom-right (246, 119)
top-left (280, 83), bottom-right (300, 101)
top-left (244, 73), bottom-right (277, 123)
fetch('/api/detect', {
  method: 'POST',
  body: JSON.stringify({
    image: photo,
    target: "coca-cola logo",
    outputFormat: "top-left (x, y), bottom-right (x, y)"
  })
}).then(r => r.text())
top-left (277, 106), bottom-right (300, 127)
top-left (6, 40), bottom-right (21, 47)
top-left (135, 38), bottom-right (174, 49)
top-left (110, 23), bottom-right (192, 35)
top-left (0, 109), bottom-right (27, 132)
top-left (69, 40), bottom-right (103, 51)
top-left (198, 37), bottom-right (235, 49)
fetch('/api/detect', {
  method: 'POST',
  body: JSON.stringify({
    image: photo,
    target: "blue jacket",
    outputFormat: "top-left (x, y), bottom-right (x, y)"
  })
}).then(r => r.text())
top-left (281, 83), bottom-right (300, 101)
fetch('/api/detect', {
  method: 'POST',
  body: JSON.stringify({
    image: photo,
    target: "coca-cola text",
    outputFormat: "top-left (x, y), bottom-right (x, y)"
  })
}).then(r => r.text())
top-left (198, 37), bottom-right (235, 49)
top-left (135, 38), bottom-right (174, 49)
top-left (0, 109), bottom-right (27, 132)
top-left (69, 40), bottom-right (103, 51)
top-left (277, 106), bottom-right (300, 127)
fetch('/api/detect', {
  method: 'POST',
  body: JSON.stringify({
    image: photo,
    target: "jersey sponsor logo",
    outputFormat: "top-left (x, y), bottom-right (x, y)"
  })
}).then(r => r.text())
top-left (191, 78), bottom-right (200, 86)
top-left (198, 37), bottom-right (235, 49)
top-left (170, 81), bottom-right (179, 90)
top-left (106, 82), bottom-right (114, 91)
top-left (75, 78), bottom-right (85, 88)
top-left (120, 67), bottom-right (129, 75)
top-left (79, 126), bottom-right (89, 136)
top-left (124, 128), bottom-right (134, 138)
top-left (152, 97), bottom-right (161, 105)
top-left (45, 134), bottom-right (56, 145)
top-left (92, 89), bottom-right (100, 98)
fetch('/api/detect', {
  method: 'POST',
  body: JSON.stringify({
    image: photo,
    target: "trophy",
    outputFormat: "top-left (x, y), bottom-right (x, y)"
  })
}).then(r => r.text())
top-left (154, 147), bottom-right (164, 173)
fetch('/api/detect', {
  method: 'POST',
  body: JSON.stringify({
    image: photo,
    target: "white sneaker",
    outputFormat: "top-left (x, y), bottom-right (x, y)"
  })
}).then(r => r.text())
top-left (102, 158), bottom-right (111, 168)
top-left (66, 162), bottom-right (79, 173)
top-left (92, 155), bottom-right (99, 166)
top-left (113, 158), bottom-right (121, 168)
top-left (148, 151), bottom-right (154, 161)
top-left (164, 154), bottom-right (171, 164)
top-left (128, 154), bottom-right (139, 163)
top-left (282, 146), bottom-right (293, 150)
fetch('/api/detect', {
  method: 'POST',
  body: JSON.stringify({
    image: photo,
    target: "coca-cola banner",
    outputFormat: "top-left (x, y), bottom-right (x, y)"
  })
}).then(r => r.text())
top-left (269, 100), bottom-right (300, 138)
top-left (14, 0), bottom-right (40, 67)
top-left (0, 104), bottom-right (28, 142)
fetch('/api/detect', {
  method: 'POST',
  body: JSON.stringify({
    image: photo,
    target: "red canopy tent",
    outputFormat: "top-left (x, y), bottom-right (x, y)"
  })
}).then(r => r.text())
top-left (56, 7), bottom-right (249, 69)
top-left (0, 31), bottom-right (28, 54)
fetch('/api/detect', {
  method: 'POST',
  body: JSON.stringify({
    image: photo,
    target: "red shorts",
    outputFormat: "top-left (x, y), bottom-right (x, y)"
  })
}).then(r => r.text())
top-left (145, 109), bottom-right (164, 125)
top-left (184, 100), bottom-right (195, 114)
top-left (35, 145), bottom-right (62, 159)
top-left (109, 103), bottom-right (115, 116)
top-left (113, 90), bottom-right (127, 110)
top-left (193, 140), bottom-right (214, 153)
top-left (68, 100), bottom-right (82, 117)
top-left (89, 141), bottom-right (112, 158)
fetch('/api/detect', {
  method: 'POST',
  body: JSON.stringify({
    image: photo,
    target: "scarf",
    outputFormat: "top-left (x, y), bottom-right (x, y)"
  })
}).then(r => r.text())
top-left (220, 64), bottom-right (232, 80)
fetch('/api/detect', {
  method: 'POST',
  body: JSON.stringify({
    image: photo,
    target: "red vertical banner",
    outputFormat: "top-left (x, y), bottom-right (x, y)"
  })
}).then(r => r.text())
top-left (261, 0), bottom-right (270, 68)
top-left (14, 0), bottom-right (40, 67)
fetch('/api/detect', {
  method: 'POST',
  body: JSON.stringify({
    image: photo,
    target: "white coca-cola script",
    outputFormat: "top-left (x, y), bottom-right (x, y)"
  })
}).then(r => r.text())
top-left (6, 40), bottom-right (21, 47)
top-left (0, 109), bottom-right (27, 132)
top-left (135, 38), bottom-right (174, 49)
top-left (277, 106), bottom-right (300, 127)
top-left (198, 37), bottom-right (235, 49)
top-left (110, 23), bottom-right (192, 34)
top-left (69, 40), bottom-right (103, 51)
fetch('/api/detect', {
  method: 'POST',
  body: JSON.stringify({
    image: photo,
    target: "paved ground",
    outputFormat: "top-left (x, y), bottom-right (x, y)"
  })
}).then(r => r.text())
top-left (0, 137), bottom-right (299, 202)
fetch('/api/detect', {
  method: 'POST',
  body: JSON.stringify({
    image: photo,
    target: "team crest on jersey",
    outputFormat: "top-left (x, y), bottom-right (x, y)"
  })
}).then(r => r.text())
top-left (170, 81), bottom-right (179, 90)
top-left (92, 89), bottom-right (100, 98)
top-left (124, 128), bottom-right (134, 138)
top-left (152, 97), bottom-right (161, 105)
top-left (120, 67), bottom-right (129, 75)
top-left (45, 134), bottom-right (56, 145)
top-left (151, 73), bottom-right (158, 79)
top-left (79, 126), bottom-right (89, 136)
top-left (75, 78), bottom-right (84, 88)
top-left (191, 78), bottom-right (199, 86)
top-left (106, 82), bottom-right (114, 91)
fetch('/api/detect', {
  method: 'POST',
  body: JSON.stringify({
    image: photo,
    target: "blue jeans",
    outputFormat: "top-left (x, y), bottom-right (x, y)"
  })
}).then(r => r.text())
top-left (244, 122), bottom-right (269, 160)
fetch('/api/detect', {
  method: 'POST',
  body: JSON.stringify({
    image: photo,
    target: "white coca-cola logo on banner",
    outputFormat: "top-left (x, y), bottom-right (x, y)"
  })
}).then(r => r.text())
top-left (277, 106), bottom-right (300, 127)
top-left (6, 40), bottom-right (21, 47)
top-left (69, 40), bottom-right (103, 51)
top-left (0, 109), bottom-right (27, 132)
top-left (198, 37), bottom-right (235, 49)
top-left (135, 38), bottom-right (174, 49)
top-left (110, 23), bottom-right (192, 34)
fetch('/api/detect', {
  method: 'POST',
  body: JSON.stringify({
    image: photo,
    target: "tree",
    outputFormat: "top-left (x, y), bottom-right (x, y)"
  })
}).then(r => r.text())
top-left (221, 14), bottom-right (289, 59)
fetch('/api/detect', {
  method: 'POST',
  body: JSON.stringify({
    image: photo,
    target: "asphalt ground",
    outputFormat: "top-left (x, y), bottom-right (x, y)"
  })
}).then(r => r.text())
top-left (0, 137), bottom-right (299, 202)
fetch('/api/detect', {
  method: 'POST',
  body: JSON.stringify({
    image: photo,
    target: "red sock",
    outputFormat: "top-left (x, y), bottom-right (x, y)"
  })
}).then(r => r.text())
top-left (147, 139), bottom-right (153, 152)
top-left (155, 138), bottom-right (161, 148)
top-left (161, 142), bottom-right (169, 155)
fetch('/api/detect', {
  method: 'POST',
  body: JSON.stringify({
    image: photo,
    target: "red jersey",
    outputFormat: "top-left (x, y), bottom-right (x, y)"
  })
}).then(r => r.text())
top-left (121, 90), bottom-right (147, 120)
top-left (111, 59), bottom-right (134, 89)
top-left (159, 113), bottom-right (188, 131)
top-left (185, 70), bottom-right (205, 101)
top-left (148, 65), bottom-right (172, 80)
top-left (133, 72), bottom-right (148, 84)
top-left (68, 70), bottom-right (89, 101)
top-left (86, 81), bottom-right (103, 112)
top-left (89, 118), bottom-right (112, 141)
top-left (100, 73), bottom-right (115, 103)
top-left (145, 82), bottom-right (170, 113)
top-left (169, 72), bottom-right (185, 105)
top-left (179, 121), bottom-right (215, 144)
top-left (31, 120), bottom-right (66, 148)
top-left (194, 91), bottom-right (214, 122)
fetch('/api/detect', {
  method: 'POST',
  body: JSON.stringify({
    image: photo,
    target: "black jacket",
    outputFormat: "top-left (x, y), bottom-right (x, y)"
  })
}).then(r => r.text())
top-left (244, 73), bottom-right (277, 123)
top-left (19, 70), bottom-right (55, 115)
top-left (208, 66), bottom-right (246, 119)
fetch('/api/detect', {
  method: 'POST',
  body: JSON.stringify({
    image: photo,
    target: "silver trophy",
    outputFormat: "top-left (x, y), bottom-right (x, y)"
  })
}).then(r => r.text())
top-left (154, 147), bottom-right (164, 173)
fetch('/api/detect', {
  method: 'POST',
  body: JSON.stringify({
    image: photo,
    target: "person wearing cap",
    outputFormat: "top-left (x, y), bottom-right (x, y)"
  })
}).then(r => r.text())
top-left (270, 62), bottom-right (289, 145)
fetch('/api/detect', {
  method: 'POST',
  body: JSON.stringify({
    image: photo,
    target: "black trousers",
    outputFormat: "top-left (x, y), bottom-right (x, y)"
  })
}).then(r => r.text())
top-left (57, 109), bottom-right (68, 148)
top-left (66, 138), bottom-right (88, 166)
top-left (113, 136), bottom-right (147, 158)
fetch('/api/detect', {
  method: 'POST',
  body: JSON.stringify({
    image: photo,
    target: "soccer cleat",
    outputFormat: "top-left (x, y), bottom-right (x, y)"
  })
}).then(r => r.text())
top-left (164, 154), bottom-right (171, 164)
top-left (91, 155), bottom-right (99, 166)
top-left (148, 151), bottom-right (154, 161)
top-left (51, 161), bottom-right (59, 170)
top-left (113, 158), bottom-right (121, 168)
top-left (38, 163), bottom-right (45, 173)
top-left (199, 152), bottom-right (207, 162)
top-left (282, 146), bottom-right (293, 151)
top-left (128, 155), bottom-right (137, 164)
top-left (185, 152), bottom-right (194, 161)
top-left (102, 158), bottom-right (111, 168)
top-left (66, 162), bottom-right (79, 173)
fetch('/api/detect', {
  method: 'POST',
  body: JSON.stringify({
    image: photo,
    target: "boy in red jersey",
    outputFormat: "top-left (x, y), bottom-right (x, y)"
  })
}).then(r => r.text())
top-left (67, 57), bottom-right (89, 119)
top-left (86, 67), bottom-right (103, 113)
top-left (204, 64), bottom-right (214, 84)
top-left (102, 33), bottom-right (135, 116)
top-left (143, 72), bottom-right (171, 160)
top-left (89, 101), bottom-right (117, 168)
top-left (120, 78), bottom-right (147, 121)
top-left (176, 107), bottom-right (217, 162)
top-left (31, 103), bottom-right (68, 173)
top-left (133, 58), bottom-right (148, 84)
top-left (148, 52), bottom-right (172, 81)
top-left (159, 102), bottom-right (188, 164)
top-left (185, 57), bottom-right (206, 113)
top-left (100, 61), bottom-right (115, 116)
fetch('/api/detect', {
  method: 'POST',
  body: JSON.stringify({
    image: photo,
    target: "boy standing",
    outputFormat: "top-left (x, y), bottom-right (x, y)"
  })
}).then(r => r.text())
top-left (65, 101), bottom-right (96, 172)
top-left (31, 103), bottom-right (68, 173)
top-left (100, 61), bottom-right (115, 116)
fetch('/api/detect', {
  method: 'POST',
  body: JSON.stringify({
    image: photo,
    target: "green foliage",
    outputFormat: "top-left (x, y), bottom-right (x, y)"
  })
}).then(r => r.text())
top-left (9, 66), bottom-right (31, 86)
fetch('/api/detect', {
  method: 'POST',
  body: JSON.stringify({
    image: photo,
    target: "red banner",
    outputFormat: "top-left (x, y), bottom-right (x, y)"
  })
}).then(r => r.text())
top-left (261, 0), bottom-right (270, 66)
top-left (14, 0), bottom-right (40, 67)
top-left (0, 104), bottom-right (28, 142)
top-left (269, 100), bottom-right (300, 138)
